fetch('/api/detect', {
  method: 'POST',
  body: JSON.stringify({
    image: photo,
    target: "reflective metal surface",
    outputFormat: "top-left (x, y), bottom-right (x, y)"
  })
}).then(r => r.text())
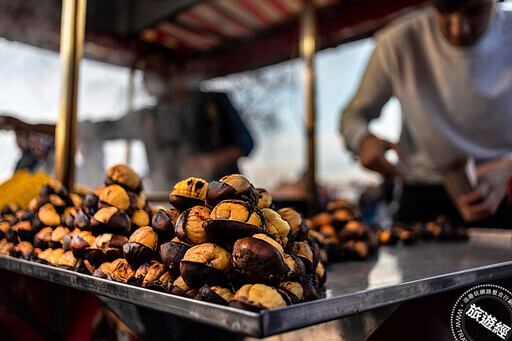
top-left (0, 229), bottom-right (509, 337)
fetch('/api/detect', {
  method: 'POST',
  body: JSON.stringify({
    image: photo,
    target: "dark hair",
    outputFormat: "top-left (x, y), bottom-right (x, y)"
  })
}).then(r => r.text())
top-left (432, 0), bottom-right (471, 13)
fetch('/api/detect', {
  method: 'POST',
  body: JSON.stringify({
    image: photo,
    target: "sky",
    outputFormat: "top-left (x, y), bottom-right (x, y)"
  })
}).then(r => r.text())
top-left (1, 1), bottom-right (510, 193)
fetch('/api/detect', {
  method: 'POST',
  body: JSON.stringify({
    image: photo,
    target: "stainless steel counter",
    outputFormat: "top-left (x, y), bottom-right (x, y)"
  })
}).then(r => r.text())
top-left (0, 228), bottom-right (510, 338)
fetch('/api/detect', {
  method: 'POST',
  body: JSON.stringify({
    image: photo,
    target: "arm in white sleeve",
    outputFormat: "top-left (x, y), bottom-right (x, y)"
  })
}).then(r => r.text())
top-left (340, 37), bottom-right (394, 153)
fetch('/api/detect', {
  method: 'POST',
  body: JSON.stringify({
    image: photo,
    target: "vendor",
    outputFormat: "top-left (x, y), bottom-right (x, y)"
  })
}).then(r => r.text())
top-left (340, 0), bottom-right (512, 227)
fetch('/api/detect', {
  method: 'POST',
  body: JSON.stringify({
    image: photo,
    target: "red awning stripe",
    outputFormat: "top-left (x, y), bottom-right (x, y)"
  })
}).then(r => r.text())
top-left (187, 4), bottom-right (249, 37)
top-left (158, 22), bottom-right (218, 49)
top-left (248, 0), bottom-right (287, 23)
top-left (215, 0), bottom-right (263, 29)
top-left (179, 11), bottom-right (236, 39)
top-left (267, 0), bottom-right (295, 17)
top-left (238, 0), bottom-right (274, 26)
top-left (205, 1), bottom-right (255, 33)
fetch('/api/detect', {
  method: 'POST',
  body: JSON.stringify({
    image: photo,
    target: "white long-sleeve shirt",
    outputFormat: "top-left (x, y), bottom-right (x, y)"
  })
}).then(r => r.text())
top-left (340, 6), bottom-right (512, 184)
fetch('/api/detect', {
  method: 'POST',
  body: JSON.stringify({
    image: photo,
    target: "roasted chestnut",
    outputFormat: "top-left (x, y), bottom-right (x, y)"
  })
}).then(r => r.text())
top-left (49, 226), bottom-right (70, 249)
top-left (204, 200), bottom-right (265, 245)
top-left (69, 230), bottom-right (96, 258)
top-left (135, 260), bottom-right (170, 289)
top-left (105, 164), bottom-right (142, 193)
top-left (338, 220), bottom-right (368, 242)
top-left (85, 233), bottom-right (128, 267)
top-left (38, 204), bottom-right (62, 227)
top-left (289, 241), bottom-right (317, 273)
top-left (262, 208), bottom-right (291, 248)
top-left (152, 208), bottom-right (179, 240)
top-left (159, 237), bottom-right (191, 275)
top-left (90, 206), bottom-right (131, 236)
top-left (0, 238), bottom-right (14, 256)
top-left (83, 192), bottom-right (99, 210)
top-left (170, 276), bottom-right (198, 298)
top-left (11, 241), bottom-right (34, 260)
top-left (232, 234), bottom-right (286, 285)
top-left (312, 212), bottom-right (331, 227)
top-left (282, 253), bottom-right (307, 280)
top-left (123, 226), bottom-right (158, 268)
top-left (131, 209), bottom-right (150, 228)
top-left (341, 240), bottom-right (369, 260)
top-left (180, 243), bottom-right (231, 288)
top-left (169, 177), bottom-right (208, 211)
top-left (92, 262), bottom-right (111, 278)
top-left (41, 248), bottom-right (64, 266)
top-left (278, 281), bottom-right (304, 304)
top-left (278, 208), bottom-right (309, 243)
top-left (229, 284), bottom-right (287, 312)
top-left (108, 258), bottom-right (136, 284)
top-left (73, 209), bottom-right (91, 230)
top-left (174, 206), bottom-right (211, 245)
top-left (256, 188), bottom-right (272, 209)
top-left (315, 262), bottom-right (327, 286)
top-left (11, 221), bottom-right (35, 241)
top-left (56, 250), bottom-right (78, 270)
top-left (0, 221), bottom-right (16, 243)
top-left (195, 285), bottom-right (233, 306)
top-left (99, 185), bottom-right (130, 211)
top-left (205, 174), bottom-right (258, 208)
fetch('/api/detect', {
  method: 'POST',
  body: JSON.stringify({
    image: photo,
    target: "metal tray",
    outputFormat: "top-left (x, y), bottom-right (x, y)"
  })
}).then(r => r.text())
top-left (0, 228), bottom-right (510, 338)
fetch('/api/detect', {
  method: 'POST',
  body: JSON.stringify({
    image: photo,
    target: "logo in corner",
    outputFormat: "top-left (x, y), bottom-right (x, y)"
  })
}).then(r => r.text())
top-left (451, 284), bottom-right (512, 341)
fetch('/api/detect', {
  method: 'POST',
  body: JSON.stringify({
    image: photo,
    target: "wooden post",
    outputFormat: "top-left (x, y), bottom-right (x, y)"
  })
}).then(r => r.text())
top-left (55, 0), bottom-right (87, 191)
top-left (301, 0), bottom-right (318, 216)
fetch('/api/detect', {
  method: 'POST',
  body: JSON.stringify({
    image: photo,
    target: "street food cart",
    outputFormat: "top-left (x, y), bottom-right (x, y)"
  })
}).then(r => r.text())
top-left (0, 0), bottom-right (510, 339)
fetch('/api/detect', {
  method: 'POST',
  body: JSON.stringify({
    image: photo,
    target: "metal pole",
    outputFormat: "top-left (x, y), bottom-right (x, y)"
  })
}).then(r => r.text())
top-left (301, 0), bottom-right (318, 215)
top-left (55, 0), bottom-right (87, 191)
top-left (124, 66), bottom-right (135, 164)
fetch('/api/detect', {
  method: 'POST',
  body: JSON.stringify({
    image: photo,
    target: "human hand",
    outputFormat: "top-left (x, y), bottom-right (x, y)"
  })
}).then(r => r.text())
top-left (358, 135), bottom-right (405, 181)
top-left (180, 154), bottom-right (216, 180)
top-left (457, 157), bottom-right (512, 222)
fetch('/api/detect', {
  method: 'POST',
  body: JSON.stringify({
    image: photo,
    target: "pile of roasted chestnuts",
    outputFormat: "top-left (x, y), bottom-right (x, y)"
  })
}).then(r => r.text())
top-left (0, 165), bottom-right (326, 312)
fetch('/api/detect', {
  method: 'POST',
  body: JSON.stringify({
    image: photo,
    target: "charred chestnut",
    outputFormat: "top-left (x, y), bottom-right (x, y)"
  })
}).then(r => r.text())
top-left (92, 262), bottom-right (111, 279)
top-left (169, 177), bottom-right (208, 211)
top-left (0, 221), bottom-right (16, 243)
top-left (278, 208), bottom-right (309, 244)
top-left (174, 206), bottom-right (211, 245)
top-left (278, 281), bottom-right (304, 304)
top-left (85, 233), bottom-right (128, 267)
top-left (262, 208), bottom-right (291, 248)
top-left (90, 206), bottom-right (131, 236)
top-left (99, 185), bottom-right (130, 211)
top-left (289, 241), bottom-right (317, 273)
top-left (341, 240), bottom-right (369, 260)
top-left (195, 285), bottom-right (233, 306)
top-left (135, 260), bottom-right (170, 289)
top-left (83, 192), bottom-right (99, 210)
top-left (180, 243), bottom-right (231, 288)
top-left (315, 262), bottom-right (327, 286)
top-left (11, 241), bottom-right (34, 260)
top-left (159, 237), bottom-right (191, 275)
top-left (232, 234), bottom-right (286, 285)
top-left (256, 188), bottom-right (272, 209)
top-left (38, 204), bottom-right (62, 227)
top-left (205, 174), bottom-right (258, 208)
top-left (131, 209), bottom-right (150, 228)
top-left (204, 200), bottom-right (265, 245)
top-left (123, 226), bottom-right (158, 268)
top-left (56, 250), bottom-right (78, 270)
top-left (282, 254), bottom-right (307, 280)
top-left (170, 276), bottom-right (198, 298)
top-left (229, 284), bottom-right (287, 312)
top-left (108, 258), bottom-right (136, 284)
top-left (152, 208), bottom-right (179, 240)
top-left (69, 231), bottom-right (95, 258)
top-left (0, 239), bottom-right (14, 256)
top-left (105, 164), bottom-right (142, 193)
top-left (11, 221), bottom-right (35, 241)
top-left (338, 220), bottom-right (368, 242)
top-left (49, 226), bottom-right (70, 249)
